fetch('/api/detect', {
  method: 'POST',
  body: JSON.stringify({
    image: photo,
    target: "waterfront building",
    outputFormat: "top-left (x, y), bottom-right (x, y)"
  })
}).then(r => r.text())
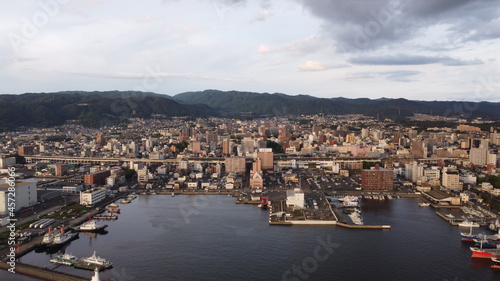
top-left (0, 181), bottom-right (37, 215)
top-left (442, 168), bottom-right (462, 191)
top-left (84, 170), bottom-right (111, 185)
top-left (80, 188), bottom-right (106, 206)
top-left (361, 165), bottom-right (393, 190)
top-left (286, 188), bottom-right (304, 208)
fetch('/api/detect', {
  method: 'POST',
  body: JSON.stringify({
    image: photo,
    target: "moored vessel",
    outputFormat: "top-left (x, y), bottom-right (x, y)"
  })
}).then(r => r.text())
top-left (470, 246), bottom-right (500, 258)
top-left (50, 253), bottom-right (79, 266)
top-left (72, 219), bottom-right (108, 232)
top-left (458, 220), bottom-right (480, 228)
top-left (80, 251), bottom-right (113, 269)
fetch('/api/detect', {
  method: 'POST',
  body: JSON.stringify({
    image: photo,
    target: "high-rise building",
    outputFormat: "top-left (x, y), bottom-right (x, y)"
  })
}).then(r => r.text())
top-left (190, 140), bottom-right (201, 153)
top-left (241, 138), bottom-right (255, 156)
top-left (257, 148), bottom-right (274, 170)
top-left (361, 165), bottom-right (393, 190)
top-left (361, 128), bottom-right (369, 138)
top-left (442, 168), bottom-right (461, 191)
top-left (54, 164), bottom-right (67, 176)
top-left (405, 161), bottom-right (424, 183)
top-left (345, 133), bottom-right (355, 144)
top-left (469, 139), bottom-right (489, 166)
top-left (222, 139), bottom-right (230, 156)
top-left (84, 170), bottom-right (111, 185)
top-left (411, 140), bottom-right (427, 159)
top-left (18, 145), bottom-right (34, 156)
top-left (225, 157), bottom-right (246, 174)
top-left (96, 132), bottom-right (105, 146)
top-left (0, 182), bottom-right (37, 215)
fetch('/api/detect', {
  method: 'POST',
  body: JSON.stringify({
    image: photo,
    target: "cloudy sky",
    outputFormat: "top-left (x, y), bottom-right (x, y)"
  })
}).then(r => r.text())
top-left (1, 0), bottom-right (499, 101)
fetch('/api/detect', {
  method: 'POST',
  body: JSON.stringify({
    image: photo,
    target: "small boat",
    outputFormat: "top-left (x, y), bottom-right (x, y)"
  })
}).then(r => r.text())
top-left (445, 214), bottom-right (455, 219)
top-left (108, 203), bottom-right (119, 208)
top-left (172, 192), bottom-right (175, 197)
top-left (418, 202), bottom-right (430, 207)
top-left (93, 214), bottom-right (118, 220)
top-left (120, 200), bottom-right (130, 204)
top-left (491, 257), bottom-right (500, 270)
top-left (50, 253), bottom-right (78, 266)
top-left (348, 210), bottom-right (363, 225)
top-left (107, 209), bottom-right (121, 213)
top-left (490, 219), bottom-right (500, 232)
top-left (458, 220), bottom-right (480, 228)
top-left (72, 218), bottom-right (108, 232)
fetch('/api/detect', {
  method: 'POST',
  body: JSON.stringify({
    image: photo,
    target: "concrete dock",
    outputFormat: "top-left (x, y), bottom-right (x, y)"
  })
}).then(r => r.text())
top-left (0, 261), bottom-right (89, 281)
top-left (269, 220), bottom-right (391, 229)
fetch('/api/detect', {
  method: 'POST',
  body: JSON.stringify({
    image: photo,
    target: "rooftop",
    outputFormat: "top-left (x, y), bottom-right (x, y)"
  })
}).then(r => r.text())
top-left (0, 181), bottom-right (36, 190)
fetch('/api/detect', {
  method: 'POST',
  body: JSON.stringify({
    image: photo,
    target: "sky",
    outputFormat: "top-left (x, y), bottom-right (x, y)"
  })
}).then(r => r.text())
top-left (0, 0), bottom-right (499, 102)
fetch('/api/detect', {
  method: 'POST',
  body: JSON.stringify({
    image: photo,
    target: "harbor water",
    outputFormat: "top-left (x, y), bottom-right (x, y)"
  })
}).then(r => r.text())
top-left (3, 195), bottom-right (499, 280)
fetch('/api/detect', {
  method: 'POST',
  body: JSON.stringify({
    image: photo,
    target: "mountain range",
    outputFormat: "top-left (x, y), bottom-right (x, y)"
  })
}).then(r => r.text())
top-left (0, 89), bottom-right (499, 131)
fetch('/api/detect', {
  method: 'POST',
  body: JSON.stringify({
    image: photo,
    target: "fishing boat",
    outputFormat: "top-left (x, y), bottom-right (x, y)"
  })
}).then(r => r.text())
top-left (107, 208), bottom-right (121, 213)
top-left (470, 244), bottom-right (500, 258)
top-left (473, 237), bottom-right (499, 248)
top-left (50, 253), bottom-right (79, 266)
top-left (108, 203), bottom-right (119, 208)
top-left (120, 199), bottom-right (130, 204)
top-left (462, 228), bottom-right (500, 242)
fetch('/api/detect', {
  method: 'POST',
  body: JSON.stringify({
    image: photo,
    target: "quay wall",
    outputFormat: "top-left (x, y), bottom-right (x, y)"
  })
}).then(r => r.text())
top-left (0, 261), bottom-right (89, 281)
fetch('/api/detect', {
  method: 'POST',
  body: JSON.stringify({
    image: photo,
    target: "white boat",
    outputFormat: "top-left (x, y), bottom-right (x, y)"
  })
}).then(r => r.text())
top-left (342, 200), bottom-right (360, 207)
top-left (81, 251), bottom-right (112, 268)
top-left (42, 232), bottom-right (54, 244)
top-left (348, 211), bottom-right (363, 225)
top-left (73, 220), bottom-right (108, 232)
top-left (172, 192), bottom-right (175, 197)
top-left (338, 196), bottom-right (358, 202)
top-left (458, 220), bottom-right (480, 228)
top-left (419, 202), bottom-right (430, 207)
top-left (445, 214), bottom-right (455, 219)
top-left (50, 253), bottom-right (79, 266)
top-left (386, 195), bottom-right (393, 200)
top-left (51, 230), bottom-right (78, 246)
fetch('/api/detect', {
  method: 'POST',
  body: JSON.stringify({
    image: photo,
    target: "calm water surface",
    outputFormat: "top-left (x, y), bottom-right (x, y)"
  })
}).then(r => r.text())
top-left (2, 195), bottom-right (499, 280)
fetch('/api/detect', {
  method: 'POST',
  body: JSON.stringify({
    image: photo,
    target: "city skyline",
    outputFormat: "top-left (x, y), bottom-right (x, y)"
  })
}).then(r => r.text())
top-left (1, 0), bottom-right (499, 101)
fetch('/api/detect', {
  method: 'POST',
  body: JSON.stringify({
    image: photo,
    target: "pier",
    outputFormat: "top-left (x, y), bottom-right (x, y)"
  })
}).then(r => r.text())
top-left (269, 220), bottom-right (391, 229)
top-left (435, 211), bottom-right (487, 226)
top-left (0, 261), bottom-right (88, 281)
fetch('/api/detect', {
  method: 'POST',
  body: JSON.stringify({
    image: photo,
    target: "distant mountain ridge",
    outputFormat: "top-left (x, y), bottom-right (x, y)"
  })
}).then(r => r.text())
top-left (1, 90), bottom-right (499, 131)
top-left (173, 89), bottom-right (500, 120)
top-left (0, 91), bottom-right (210, 131)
